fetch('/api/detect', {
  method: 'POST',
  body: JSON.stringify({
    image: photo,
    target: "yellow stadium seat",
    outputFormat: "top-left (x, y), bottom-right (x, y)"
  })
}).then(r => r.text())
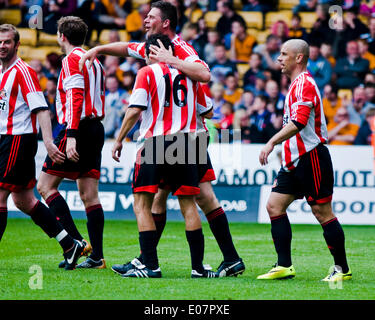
top-left (247, 28), bottom-right (258, 38)
top-left (338, 89), bottom-right (352, 101)
top-left (18, 28), bottom-right (37, 46)
top-left (18, 45), bottom-right (31, 61)
top-left (38, 31), bottom-right (58, 46)
top-left (27, 47), bottom-right (61, 61)
top-left (0, 9), bottom-right (21, 25)
top-left (233, 0), bottom-right (242, 10)
top-left (237, 63), bottom-right (249, 79)
top-left (98, 29), bottom-right (129, 44)
top-left (299, 12), bottom-right (318, 29)
top-left (204, 11), bottom-right (221, 28)
top-left (265, 11), bottom-right (293, 29)
top-left (238, 11), bottom-right (263, 30)
top-left (278, 0), bottom-right (299, 10)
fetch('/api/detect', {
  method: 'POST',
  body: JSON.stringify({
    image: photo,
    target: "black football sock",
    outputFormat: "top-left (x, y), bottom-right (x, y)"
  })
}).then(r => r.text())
top-left (322, 217), bottom-right (349, 273)
top-left (28, 201), bottom-right (74, 251)
top-left (138, 212), bottom-right (166, 263)
top-left (185, 228), bottom-right (205, 273)
top-left (46, 192), bottom-right (83, 241)
top-left (206, 207), bottom-right (239, 262)
top-left (270, 213), bottom-right (292, 267)
top-left (139, 230), bottom-right (159, 270)
top-left (86, 204), bottom-right (104, 260)
top-left (0, 207), bottom-right (7, 241)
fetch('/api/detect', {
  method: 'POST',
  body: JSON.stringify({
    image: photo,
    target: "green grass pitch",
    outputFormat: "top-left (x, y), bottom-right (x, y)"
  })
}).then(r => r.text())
top-left (0, 218), bottom-right (374, 300)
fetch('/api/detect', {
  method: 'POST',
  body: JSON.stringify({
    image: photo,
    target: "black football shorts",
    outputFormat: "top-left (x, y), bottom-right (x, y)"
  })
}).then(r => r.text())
top-left (272, 144), bottom-right (334, 205)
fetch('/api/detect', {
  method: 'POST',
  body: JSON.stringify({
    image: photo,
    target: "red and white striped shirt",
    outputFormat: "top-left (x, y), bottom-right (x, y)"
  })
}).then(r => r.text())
top-left (56, 47), bottom-right (105, 131)
top-left (129, 62), bottom-right (200, 142)
top-left (0, 58), bottom-right (47, 135)
top-left (127, 35), bottom-right (212, 133)
top-left (282, 71), bottom-right (328, 171)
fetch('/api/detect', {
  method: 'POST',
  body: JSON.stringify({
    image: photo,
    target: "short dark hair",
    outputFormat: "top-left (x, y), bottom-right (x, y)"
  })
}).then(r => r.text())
top-left (0, 24), bottom-right (20, 44)
top-left (57, 16), bottom-right (88, 46)
top-left (151, 1), bottom-right (178, 32)
top-left (145, 33), bottom-right (174, 57)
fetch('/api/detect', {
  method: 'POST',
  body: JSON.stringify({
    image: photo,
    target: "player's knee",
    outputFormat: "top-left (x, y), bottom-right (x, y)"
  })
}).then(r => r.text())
top-left (79, 189), bottom-right (98, 207)
top-left (36, 181), bottom-right (47, 199)
top-left (196, 188), bottom-right (216, 209)
top-left (266, 201), bottom-right (281, 217)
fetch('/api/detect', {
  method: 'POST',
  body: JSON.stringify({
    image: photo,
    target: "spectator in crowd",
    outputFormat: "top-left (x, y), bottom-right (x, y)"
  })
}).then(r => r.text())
top-left (247, 94), bottom-right (273, 143)
top-left (243, 52), bottom-right (264, 91)
top-left (102, 75), bottom-right (130, 139)
top-left (354, 108), bottom-right (375, 145)
top-left (44, 52), bottom-right (61, 78)
top-left (365, 72), bottom-right (375, 84)
top-left (209, 43), bottom-right (238, 83)
top-left (360, 16), bottom-right (375, 55)
top-left (327, 107), bottom-right (360, 145)
top-left (362, 82), bottom-right (375, 116)
top-left (334, 7), bottom-right (369, 59)
top-left (264, 79), bottom-right (284, 112)
top-left (293, 0), bottom-right (318, 13)
top-left (180, 22), bottom-right (199, 46)
top-left (360, 0), bottom-right (375, 17)
top-left (242, 0), bottom-right (274, 12)
top-left (194, 17), bottom-right (209, 56)
top-left (335, 40), bottom-right (369, 89)
top-left (346, 85), bottom-right (368, 126)
top-left (235, 90), bottom-right (254, 112)
top-left (308, 4), bottom-right (336, 46)
top-left (92, 0), bottom-right (132, 40)
top-left (125, 6), bottom-right (146, 41)
top-left (223, 73), bottom-right (243, 106)
top-left (119, 56), bottom-right (145, 74)
top-left (320, 42), bottom-right (336, 68)
top-left (219, 101), bottom-right (234, 130)
top-left (253, 34), bottom-right (281, 72)
top-left (307, 44), bottom-right (332, 94)
top-left (104, 55), bottom-right (123, 81)
top-left (250, 75), bottom-right (267, 96)
top-left (229, 20), bottom-right (257, 63)
top-left (270, 20), bottom-right (289, 44)
top-left (216, 0), bottom-right (246, 49)
top-left (42, 0), bottom-right (77, 34)
top-left (29, 59), bottom-right (48, 92)
top-left (322, 83), bottom-right (343, 125)
top-left (184, 0), bottom-right (203, 23)
top-left (288, 13), bottom-right (308, 41)
top-left (121, 70), bottom-right (136, 95)
top-left (19, 0), bottom-right (43, 27)
top-left (166, 0), bottom-right (187, 34)
top-left (203, 29), bottom-right (221, 65)
top-left (279, 73), bottom-right (290, 96)
top-left (359, 38), bottom-right (375, 70)
top-left (210, 82), bottom-right (226, 125)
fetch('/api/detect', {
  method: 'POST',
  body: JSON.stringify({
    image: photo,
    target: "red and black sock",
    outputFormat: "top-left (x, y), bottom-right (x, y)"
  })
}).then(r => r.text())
top-left (46, 192), bottom-right (83, 241)
top-left (86, 204), bottom-right (104, 260)
top-left (185, 228), bottom-right (205, 273)
top-left (139, 230), bottom-right (159, 270)
top-left (0, 207), bottom-right (7, 241)
top-left (270, 213), bottom-right (292, 267)
top-left (206, 207), bottom-right (239, 262)
top-left (322, 217), bottom-right (349, 273)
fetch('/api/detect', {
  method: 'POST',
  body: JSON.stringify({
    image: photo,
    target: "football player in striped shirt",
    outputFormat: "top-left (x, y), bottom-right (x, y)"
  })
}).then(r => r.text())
top-left (37, 17), bottom-right (107, 269)
top-left (257, 39), bottom-right (351, 282)
top-left (0, 24), bottom-right (84, 270)
top-left (111, 34), bottom-right (218, 278)
top-left (81, 0), bottom-right (245, 278)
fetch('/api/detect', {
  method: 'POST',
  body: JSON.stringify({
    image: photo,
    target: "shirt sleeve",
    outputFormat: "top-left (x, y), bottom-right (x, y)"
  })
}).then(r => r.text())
top-left (127, 42), bottom-right (146, 60)
top-left (290, 84), bottom-right (315, 127)
top-left (128, 66), bottom-right (150, 110)
top-left (18, 65), bottom-right (48, 112)
top-left (197, 83), bottom-right (212, 115)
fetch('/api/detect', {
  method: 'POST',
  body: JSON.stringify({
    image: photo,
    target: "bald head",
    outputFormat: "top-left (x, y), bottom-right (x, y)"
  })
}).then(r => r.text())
top-left (282, 39), bottom-right (310, 64)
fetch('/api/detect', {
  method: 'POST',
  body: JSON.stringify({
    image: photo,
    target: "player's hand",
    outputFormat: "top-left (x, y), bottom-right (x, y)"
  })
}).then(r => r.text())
top-left (112, 140), bottom-right (123, 162)
top-left (79, 48), bottom-right (97, 71)
top-left (66, 137), bottom-right (80, 163)
top-left (149, 39), bottom-right (174, 64)
top-left (259, 142), bottom-right (274, 166)
top-left (45, 141), bottom-right (65, 164)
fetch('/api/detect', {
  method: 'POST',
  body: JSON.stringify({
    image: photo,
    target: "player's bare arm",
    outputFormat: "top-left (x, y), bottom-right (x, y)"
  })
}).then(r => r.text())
top-left (36, 109), bottom-right (65, 164)
top-left (149, 40), bottom-right (211, 83)
top-left (112, 107), bottom-right (143, 162)
top-left (259, 121), bottom-right (299, 166)
top-left (79, 42), bottom-right (129, 71)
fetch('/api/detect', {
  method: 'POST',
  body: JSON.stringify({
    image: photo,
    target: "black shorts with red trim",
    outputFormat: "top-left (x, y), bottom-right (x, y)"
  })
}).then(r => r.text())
top-left (42, 118), bottom-right (104, 180)
top-left (272, 144), bottom-right (334, 205)
top-left (132, 133), bottom-right (200, 196)
top-left (196, 131), bottom-right (216, 183)
top-left (0, 134), bottom-right (37, 192)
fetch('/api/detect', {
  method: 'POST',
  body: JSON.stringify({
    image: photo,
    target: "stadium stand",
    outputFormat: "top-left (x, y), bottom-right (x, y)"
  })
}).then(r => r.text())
top-left (0, 9), bottom-right (21, 25)
top-left (204, 11), bottom-right (221, 29)
top-left (238, 12), bottom-right (263, 30)
top-left (278, 0), bottom-right (299, 10)
top-left (18, 28), bottom-right (37, 46)
top-left (265, 11), bottom-right (293, 29)
top-left (299, 12), bottom-right (318, 29)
